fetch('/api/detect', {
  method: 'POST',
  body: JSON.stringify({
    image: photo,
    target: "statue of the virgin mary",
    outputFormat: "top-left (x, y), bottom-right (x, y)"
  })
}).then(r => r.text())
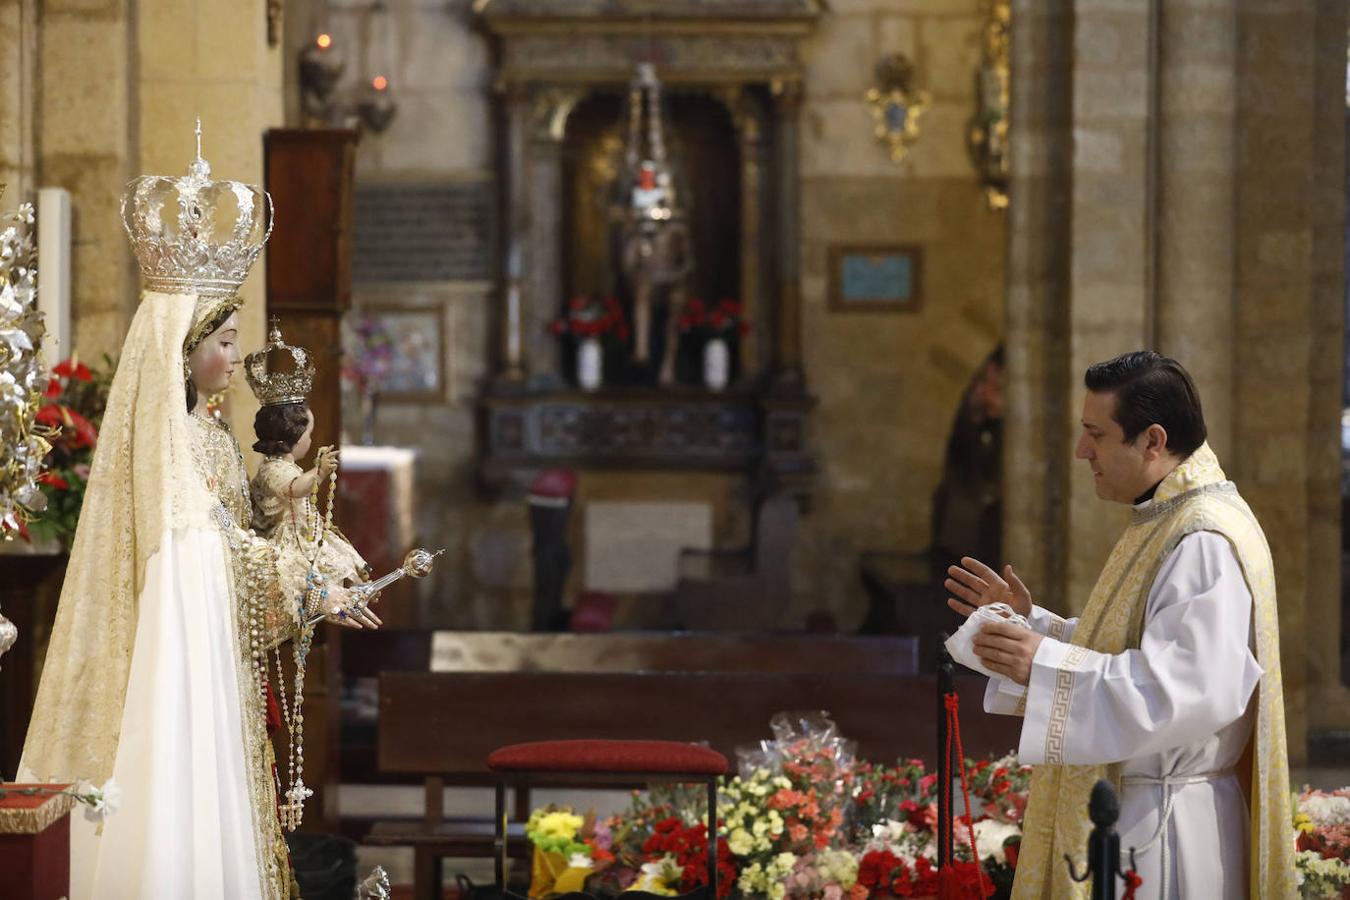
top-left (19, 128), bottom-right (370, 898)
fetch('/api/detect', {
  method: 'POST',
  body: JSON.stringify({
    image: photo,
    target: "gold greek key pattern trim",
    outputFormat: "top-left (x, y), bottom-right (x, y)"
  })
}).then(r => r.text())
top-left (1048, 617), bottom-right (1068, 640)
top-left (1043, 645), bottom-right (1090, 765)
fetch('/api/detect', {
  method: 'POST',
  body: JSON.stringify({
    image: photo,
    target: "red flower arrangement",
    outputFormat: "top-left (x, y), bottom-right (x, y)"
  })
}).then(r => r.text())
top-left (678, 298), bottom-right (750, 339)
top-left (642, 816), bottom-right (737, 899)
top-left (27, 355), bottom-right (114, 551)
top-left (549, 296), bottom-right (631, 343)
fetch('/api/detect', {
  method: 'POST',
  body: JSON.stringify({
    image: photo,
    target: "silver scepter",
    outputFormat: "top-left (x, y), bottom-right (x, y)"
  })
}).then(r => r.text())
top-left (308, 547), bottom-right (444, 626)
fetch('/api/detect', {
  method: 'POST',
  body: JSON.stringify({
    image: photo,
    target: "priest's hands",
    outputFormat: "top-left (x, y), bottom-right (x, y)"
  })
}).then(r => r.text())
top-left (945, 557), bottom-right (1033, 619)
top-left (972, 620), bottom-right (1043, 685)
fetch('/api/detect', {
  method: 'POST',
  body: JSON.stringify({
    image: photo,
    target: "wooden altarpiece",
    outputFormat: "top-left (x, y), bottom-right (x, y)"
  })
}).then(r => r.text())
top-left (477, 0), bottom-right (822, 489)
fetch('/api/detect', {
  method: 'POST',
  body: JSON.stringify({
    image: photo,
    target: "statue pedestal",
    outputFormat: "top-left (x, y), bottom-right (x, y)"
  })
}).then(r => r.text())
top-left (0, 785), bottom-right (72, 900)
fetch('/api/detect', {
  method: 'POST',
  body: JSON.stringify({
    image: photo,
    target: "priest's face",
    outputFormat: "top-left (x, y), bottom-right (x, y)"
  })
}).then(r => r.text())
top-left (1076, 390), bottom-right (1153, 503)
top-left (188, 311), bottom-right (242, 396)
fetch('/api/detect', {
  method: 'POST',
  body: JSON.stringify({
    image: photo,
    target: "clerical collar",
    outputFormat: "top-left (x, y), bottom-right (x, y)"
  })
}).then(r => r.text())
top-left (1133, 479), bottom-right (1164, 507)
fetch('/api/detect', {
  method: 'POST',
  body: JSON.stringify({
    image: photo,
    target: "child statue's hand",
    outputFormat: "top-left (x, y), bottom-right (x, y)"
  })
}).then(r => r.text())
top-left (316, 446), bottom-right (340, 479)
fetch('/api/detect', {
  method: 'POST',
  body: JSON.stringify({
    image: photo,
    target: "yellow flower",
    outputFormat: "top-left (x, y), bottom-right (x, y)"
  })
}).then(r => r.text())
top-left (728, 828), bottom-right (754, 856)
top-left (534, 810), bottom-right (583, 840)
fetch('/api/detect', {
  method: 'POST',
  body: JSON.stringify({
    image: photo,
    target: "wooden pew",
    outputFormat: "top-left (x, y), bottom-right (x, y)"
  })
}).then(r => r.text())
top-left (373, 667), bottom-right (1019, 899)
top-left (338, 631), bottom-right (920, 784)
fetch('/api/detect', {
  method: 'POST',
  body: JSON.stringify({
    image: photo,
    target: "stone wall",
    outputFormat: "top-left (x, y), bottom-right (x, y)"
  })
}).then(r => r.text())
top-left (34, 0), bottom-right (137, 366)
top-left (793, 0), bottom-right (1006, 627)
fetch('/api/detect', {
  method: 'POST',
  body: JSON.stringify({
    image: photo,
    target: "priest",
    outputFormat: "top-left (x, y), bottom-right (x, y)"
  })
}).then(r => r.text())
top-left (945, 351), bottom-right (1296, 899)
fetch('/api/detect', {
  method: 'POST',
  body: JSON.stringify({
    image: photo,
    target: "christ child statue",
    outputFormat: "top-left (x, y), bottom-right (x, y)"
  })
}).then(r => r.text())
top-left (246, 323), bottom-right (377, 627)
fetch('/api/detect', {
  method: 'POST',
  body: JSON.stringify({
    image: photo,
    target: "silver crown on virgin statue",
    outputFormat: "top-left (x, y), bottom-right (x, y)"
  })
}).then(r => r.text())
top-left (121, 119), bottom-right (274, 298)
top-left (245, 318), bottom-right (315, 407)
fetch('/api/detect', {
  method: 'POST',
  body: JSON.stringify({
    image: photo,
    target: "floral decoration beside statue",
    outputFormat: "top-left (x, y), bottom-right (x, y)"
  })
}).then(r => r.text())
top-left (0, 196), bottom-right (48, 539)
top-left (24, 356), bottom-right (114, 551)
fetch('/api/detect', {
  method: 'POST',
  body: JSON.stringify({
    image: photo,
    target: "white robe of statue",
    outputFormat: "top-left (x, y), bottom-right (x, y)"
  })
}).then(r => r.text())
top-left (983, 528), bottom-right (1262, 900)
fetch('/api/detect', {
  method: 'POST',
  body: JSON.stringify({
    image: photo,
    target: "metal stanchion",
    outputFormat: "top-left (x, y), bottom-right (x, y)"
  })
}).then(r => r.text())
top-left (936, 637), bottom-right (955, 869)
top-left (1065, 779), bottom-right (1140, 900)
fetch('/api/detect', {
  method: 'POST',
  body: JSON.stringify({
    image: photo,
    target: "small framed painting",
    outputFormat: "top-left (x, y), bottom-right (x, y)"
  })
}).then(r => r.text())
top-left (350, 305), bottom-right (447, 402)
top-left (828, 244), bottom-right (923, 312)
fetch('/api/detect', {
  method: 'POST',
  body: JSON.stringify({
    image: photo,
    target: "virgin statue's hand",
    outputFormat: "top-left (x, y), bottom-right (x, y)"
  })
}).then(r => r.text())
top-left (945, 556), bottom-right (1034, 619)
top-left (323, 586), bottom-right (382, 630)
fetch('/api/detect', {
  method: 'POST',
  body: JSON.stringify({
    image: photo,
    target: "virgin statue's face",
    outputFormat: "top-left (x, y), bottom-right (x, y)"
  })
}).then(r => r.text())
top-left (188, 311), bottom-right (242, 396)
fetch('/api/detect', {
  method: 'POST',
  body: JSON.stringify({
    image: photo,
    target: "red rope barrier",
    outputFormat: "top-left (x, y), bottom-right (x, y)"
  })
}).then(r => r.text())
top-left (939, 692), bottom-right (992, 900)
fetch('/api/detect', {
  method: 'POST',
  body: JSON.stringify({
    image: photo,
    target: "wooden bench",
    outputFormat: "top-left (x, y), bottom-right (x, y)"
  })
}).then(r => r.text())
top-left (337, 630), bottom-right (920, 784)
top-left (373, 666), bottom-right (1019, 900)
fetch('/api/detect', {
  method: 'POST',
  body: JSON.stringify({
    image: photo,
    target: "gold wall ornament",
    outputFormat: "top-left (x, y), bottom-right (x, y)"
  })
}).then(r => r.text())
top-left (866, 54), bottom-right (930, 164)
top-left (968, 0), bottom-right (1011, 210)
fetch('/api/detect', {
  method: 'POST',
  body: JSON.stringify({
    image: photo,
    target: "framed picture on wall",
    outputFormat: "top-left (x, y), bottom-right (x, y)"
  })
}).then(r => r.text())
top-left (353, 305), bottom-right (447, 402)
top-left (827, 244), bottom-right (923, 312)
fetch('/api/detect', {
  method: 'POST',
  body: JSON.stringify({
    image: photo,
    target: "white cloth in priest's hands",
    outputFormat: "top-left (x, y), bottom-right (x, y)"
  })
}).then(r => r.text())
top-left (944, 602), bottom-right (1033, 678)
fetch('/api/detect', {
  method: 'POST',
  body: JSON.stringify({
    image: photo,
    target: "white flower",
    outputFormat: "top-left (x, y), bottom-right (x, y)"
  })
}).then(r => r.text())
top-left (972, 818), bottom-right (1020, 863)
top-left (1300, 792), bottom-right (1350, 828)
top-left (81, 778), bottom-right (122, 823)
top-left (566, 852), bottom-right (592, 869)
top-left (99, 778), bottom-right (122, 818)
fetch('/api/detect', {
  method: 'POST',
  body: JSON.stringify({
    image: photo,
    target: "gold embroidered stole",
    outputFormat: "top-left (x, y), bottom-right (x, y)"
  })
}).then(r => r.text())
top-left (1010, 443), bottom-right (1295, 899)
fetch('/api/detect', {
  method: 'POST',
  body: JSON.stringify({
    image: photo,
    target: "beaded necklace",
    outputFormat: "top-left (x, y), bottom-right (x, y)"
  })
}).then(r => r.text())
top-left (274, 455), bottom-right (338, 831)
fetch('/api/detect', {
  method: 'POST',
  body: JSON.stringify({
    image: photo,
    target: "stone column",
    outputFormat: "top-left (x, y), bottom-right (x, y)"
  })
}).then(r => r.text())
top-left (1153, 0), bottom-right (1238, 460)
top-left (1002, 0), bottom-right (1075, 612)
top-left (1303, 0), bottom-right (1349, 733)
top-left (1063, 1), bottom-right (1154, 610)
top-left (495, 82), bottom-right (532, 386)
top-left (525, 88), bottom-right (567, 385)
top-left (0, 0), bottom-right (36, 200)
top-left (1230, 0), bottom-right (1348, 751)
top-left (771, 79), bottom-right (805, 394)
top-left (734, 90), bottom-right (768, 377)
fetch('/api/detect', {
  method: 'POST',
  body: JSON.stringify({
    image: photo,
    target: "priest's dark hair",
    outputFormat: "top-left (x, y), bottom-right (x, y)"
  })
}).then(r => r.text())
top-left (252, 402), bottom-right (311, 456)
top-left (1084, 351), bottom-right (1207, 457)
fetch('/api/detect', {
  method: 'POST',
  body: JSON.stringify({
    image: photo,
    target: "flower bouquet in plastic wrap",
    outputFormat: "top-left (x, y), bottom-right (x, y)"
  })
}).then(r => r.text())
top-left (525, 805), bottom-right (614, 898)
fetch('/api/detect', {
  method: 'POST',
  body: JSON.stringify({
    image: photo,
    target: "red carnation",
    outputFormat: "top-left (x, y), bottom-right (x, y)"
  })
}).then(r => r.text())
top-left (37, 471), bottom-right (69, 490)
top-left (52, 358), bottom-right (92, 382)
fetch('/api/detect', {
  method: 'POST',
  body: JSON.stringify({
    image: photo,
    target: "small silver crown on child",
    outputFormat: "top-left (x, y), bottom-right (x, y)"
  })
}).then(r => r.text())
top-left (245, 318), bottom-right (315, 407)
top-left (121, 118), bottom-right (274, 298)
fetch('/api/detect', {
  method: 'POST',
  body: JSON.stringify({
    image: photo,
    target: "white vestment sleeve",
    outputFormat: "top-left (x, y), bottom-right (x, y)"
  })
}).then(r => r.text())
top-left (1017, 531), bottom-right (1263, 766)
top-left (1027, 604), bottom-right (1077, 642)
top-left (983, 675), bottom-right (1028, 716)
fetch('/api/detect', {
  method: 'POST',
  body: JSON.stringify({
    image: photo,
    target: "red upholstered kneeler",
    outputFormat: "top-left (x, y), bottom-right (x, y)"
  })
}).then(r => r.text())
top-left (487, 740), bottom-right (728, 899)
top-left (0, 784), bottom-right (74, 900)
